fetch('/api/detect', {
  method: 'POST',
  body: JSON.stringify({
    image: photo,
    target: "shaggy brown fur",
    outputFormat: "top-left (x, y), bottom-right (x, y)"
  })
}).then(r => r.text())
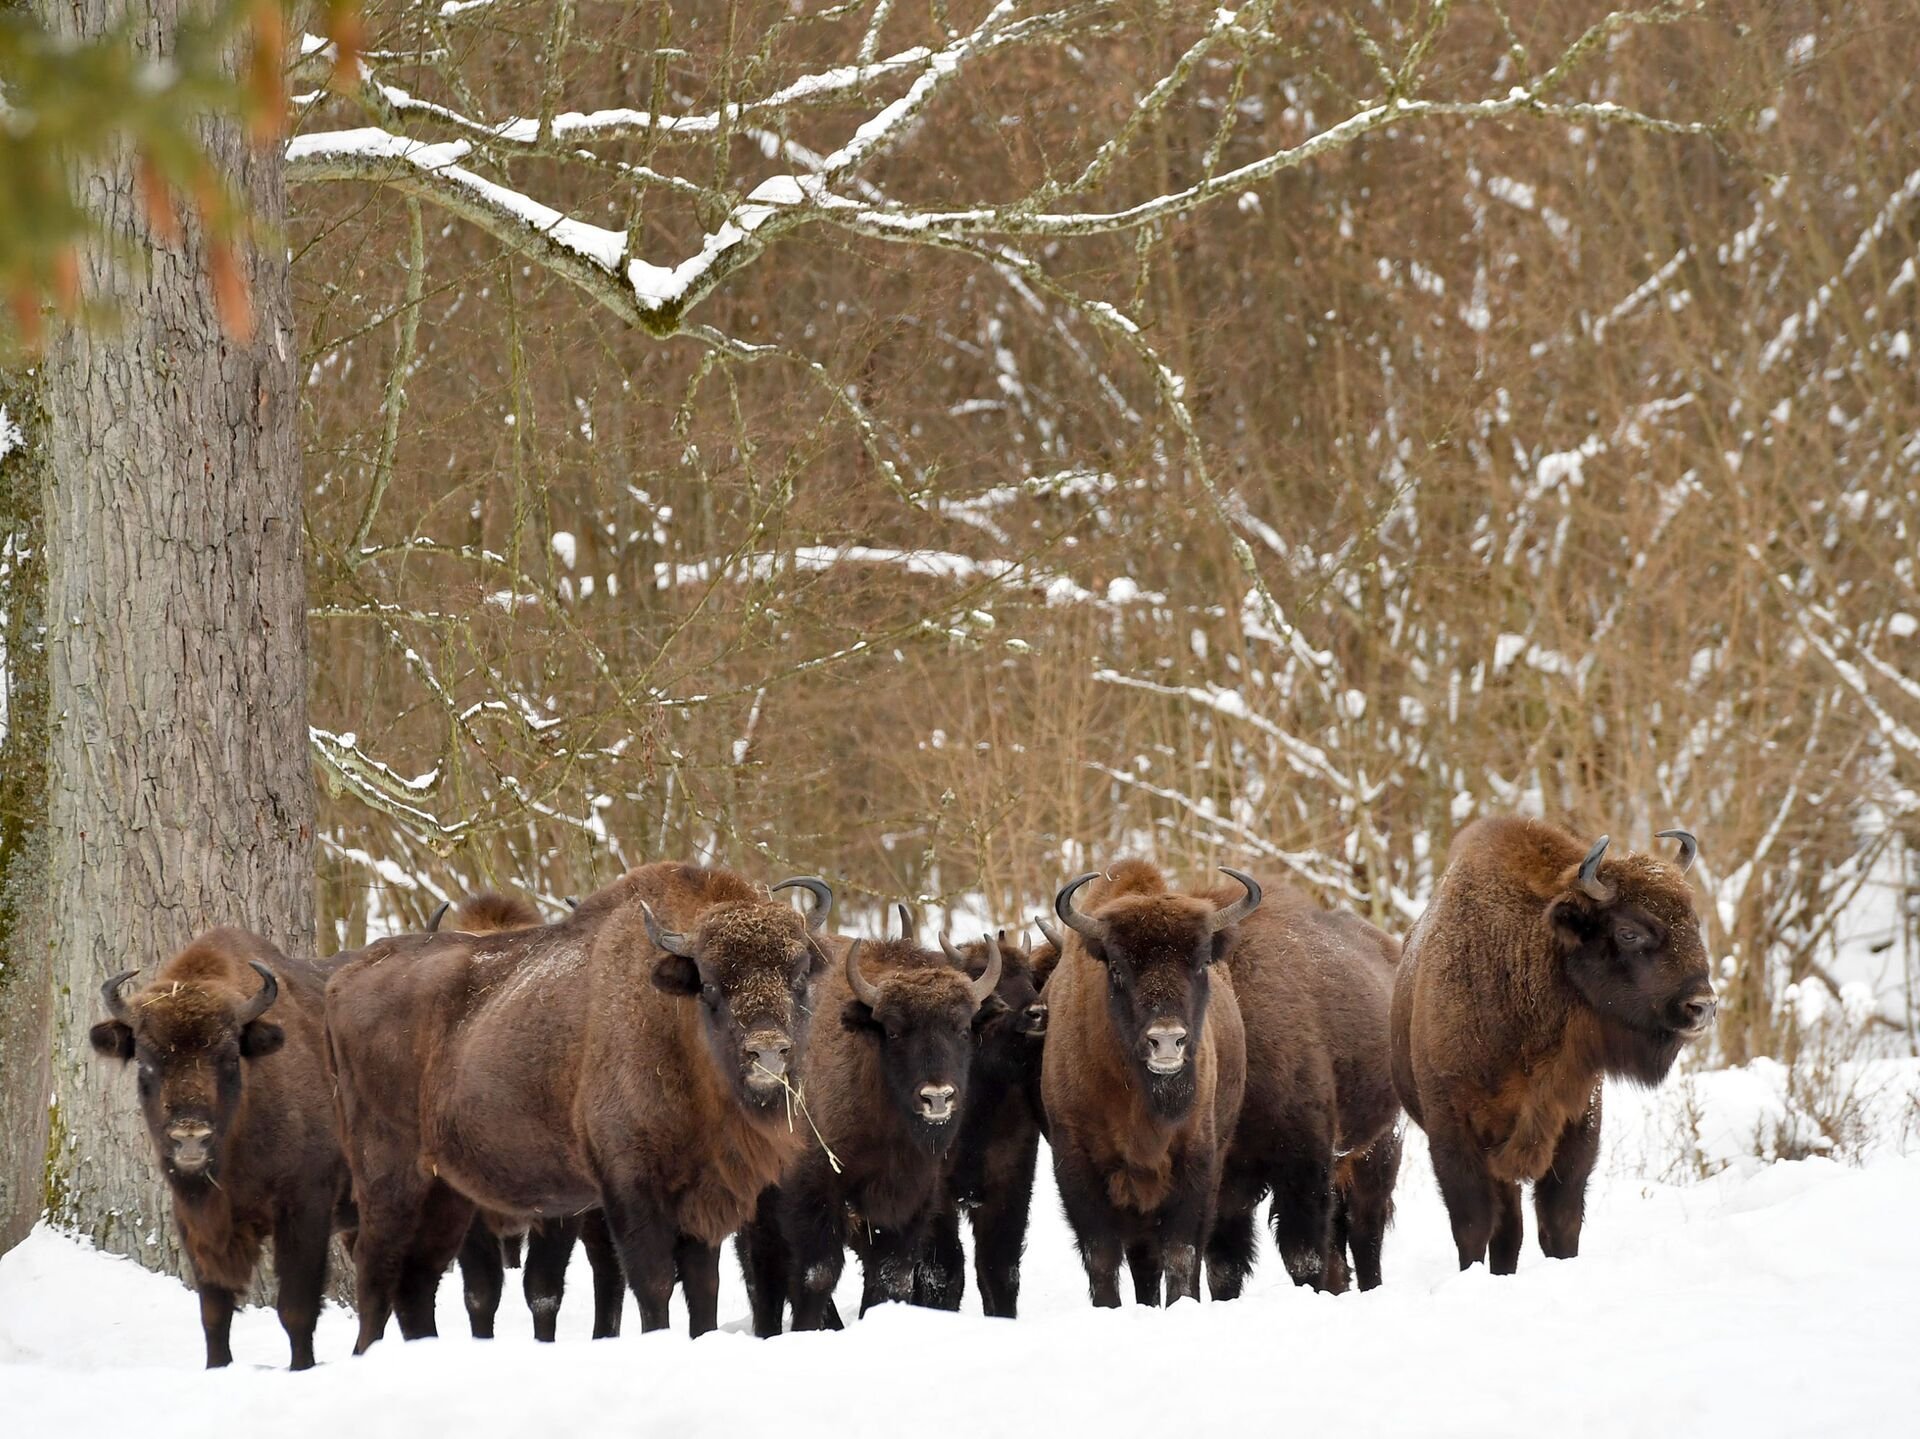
top-left (1391, 816), bottom-right (1714, 1272)
top-left (325, 862), bottom-right (830, 1348)
top-left (89, 929), bottom-right (349, 1370)
top-left (1041, 859), bottom-right (1248, 1308)
top-left (1208, 879), bottom-right (1402, 1297)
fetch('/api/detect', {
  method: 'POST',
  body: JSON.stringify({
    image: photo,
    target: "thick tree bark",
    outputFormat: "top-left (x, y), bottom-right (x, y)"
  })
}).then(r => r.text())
top-left (33, 0), bottom-right (315, 1278)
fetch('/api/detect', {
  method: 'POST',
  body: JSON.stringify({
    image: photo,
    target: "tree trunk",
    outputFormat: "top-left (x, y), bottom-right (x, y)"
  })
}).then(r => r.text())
top-left (0, 366), bottom-right (52, 1256)
top-left (33, 0), bottom-right (315, 1279)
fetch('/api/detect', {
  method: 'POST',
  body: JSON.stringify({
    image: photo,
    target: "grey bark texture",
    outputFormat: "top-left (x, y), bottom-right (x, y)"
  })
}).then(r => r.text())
top-left (32, 0), bottom-right (316, 1280)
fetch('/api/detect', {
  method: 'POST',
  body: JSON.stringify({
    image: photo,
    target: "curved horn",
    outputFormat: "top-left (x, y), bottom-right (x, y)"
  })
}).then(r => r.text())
top-left (1576, 835), bottom-right (1614, 902)
top-left (771, 876), bottom-right (833, 933)
top-left (939, 932), bottom-right (966, 967)
top-left (896, 903), bottom-right (918, 940)
top-left (101, 970), bottom-right (140, 1025)
top-left (1054, 873), bottom-right (1107, 944)
top-left (1034, 915), bottom-right (1066, 953)
top-left (639, 900), bottom-right (698, 959)
top-left (1210, 868), bottom-right (1263, 933)
top-left (565, 895), bottom-right (579, 911)
top-left (236, 962), bottom-right (279, 1025)
top-left (844, 939), bottom-right (883, 1009)
top-left (1655, 828), bottom-right (1698, 875)
top-left (427, 900), bottom-right (451, 933)
top-left (968, 932), bottom-right (1003, 1006)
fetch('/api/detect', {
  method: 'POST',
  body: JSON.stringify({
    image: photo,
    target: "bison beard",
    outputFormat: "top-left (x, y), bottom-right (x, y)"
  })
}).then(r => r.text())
top-left (1391, 817), bottom-right (1715, 1273)
top-left (88, 930), bottom-right (351, 1370)
top-left (324, 864), bottom-right (833, 1349)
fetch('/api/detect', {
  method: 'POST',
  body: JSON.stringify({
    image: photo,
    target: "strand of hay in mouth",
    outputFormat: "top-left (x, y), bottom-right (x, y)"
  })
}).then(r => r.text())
top-left (756, 1061), bottom-right (843, 1175)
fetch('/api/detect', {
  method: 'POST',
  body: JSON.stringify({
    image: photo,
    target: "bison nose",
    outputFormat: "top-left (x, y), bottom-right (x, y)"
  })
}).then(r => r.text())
top-left (746, 1034), bottom-right (792, 1084)
top-left (1144, 1022), bottom-right (1188, 1074)
top-left (1678, 994), bottom-right (1717, 1037)
top-left (1023, 1002), bottom-right (1049, 1036)
top-left (167, 1121), bottom-right (213, 1171)
top-left (917, 1083), bottom-right (958, 1123)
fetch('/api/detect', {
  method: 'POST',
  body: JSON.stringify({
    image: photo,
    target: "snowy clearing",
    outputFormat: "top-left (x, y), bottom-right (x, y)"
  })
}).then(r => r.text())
top-left (5, 1068), bottom-right (1919, 1437)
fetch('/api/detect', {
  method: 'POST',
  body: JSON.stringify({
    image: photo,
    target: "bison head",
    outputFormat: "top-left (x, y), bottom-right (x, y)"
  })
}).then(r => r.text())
top-left (945, 930), bottom-right (1046, 1084)
top-left (842, 931), bottom-right (1001, 1145)
top-left (89, 959), bottom-right (283, 1185)
top-left (642, 876), bottom-right (833, 1111)
top-left (1055, 868), bottom-right (1260, 1117)
top-left (1549, 830), bottom-right (1715, 1082)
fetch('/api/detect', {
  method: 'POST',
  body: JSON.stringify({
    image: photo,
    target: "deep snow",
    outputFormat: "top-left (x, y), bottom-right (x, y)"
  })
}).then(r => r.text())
top-left (4, 1073), bottom-right (1918, 1438)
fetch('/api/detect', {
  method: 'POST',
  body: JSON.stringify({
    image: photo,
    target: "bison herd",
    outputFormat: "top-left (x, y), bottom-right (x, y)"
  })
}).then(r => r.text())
top-left (88, 815), bottom-right (1714, 1370)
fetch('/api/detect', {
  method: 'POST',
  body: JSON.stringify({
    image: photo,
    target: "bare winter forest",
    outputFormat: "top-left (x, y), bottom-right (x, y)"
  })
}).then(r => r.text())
top-left (275, 0), bottom-right (1918, 1067)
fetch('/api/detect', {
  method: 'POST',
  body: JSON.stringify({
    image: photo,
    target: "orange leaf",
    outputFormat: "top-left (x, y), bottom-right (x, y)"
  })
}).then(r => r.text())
top-left (209, 243), bottom-right (256, 344)
top-left (138, 157), bottom-right (183, 246)
top-left (51, 248), bottom-right (81, 315)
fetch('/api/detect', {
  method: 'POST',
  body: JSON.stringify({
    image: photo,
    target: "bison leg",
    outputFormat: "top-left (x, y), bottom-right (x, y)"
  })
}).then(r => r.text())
top-left (273, 1200), bottom-right (333, 1371)
top-left (458, 1217), bottom-right (505, 1339)
top-left (1429, 1131), bottom-right (1501, 1271)
top-left (1204, 1204), bottom-right (1259, 1301)
top-left (1054, 1152), bottom-right (1125, 1308)
top-left (347, 1187), bottom-right (416, 1354)
top-left (578, 1209), bottom-right (625, 1338)
top-left (674, 1233), bottom-right (722, 1337)
top-left (197, 1284), bottom-right (238, 1369)
top-left (1267, 1154), bottom-right (1337, 1291)
top-left (1125, 1239), bottom-right (1164, 1306)
top-left (603, 1188), bottom-right (679, 1333)
top-left (1535, 1096), bottom-right (1601, 1261)
top-left (394, 1181), bottom-right (474, 1340)
top-left (970, 1129), bottom-right (1038, 1318)
top-left (1339, 1129), bottom-right (1402, 1292)
top-left (853, 1216), bottom-right (928, 1317)
top-left (735, 1191), bottom-right (789, 1338)
top-left (1488, 1180), bottom-right (1524, 1275)
top-left (913, 1206), bottom-right (966, 1312)
top-left (523, 1215), bottom-right (582, 1342)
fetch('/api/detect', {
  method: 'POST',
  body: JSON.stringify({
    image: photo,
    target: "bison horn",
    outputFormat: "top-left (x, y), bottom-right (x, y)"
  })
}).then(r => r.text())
top-left (771, 876), bottom-right (833, 933)
top-left (1209, 868), bottom-right (1263, 933)
top-left (101, 969), bottom-right (140, 1024)
top-left (1034, 914), bottom-right (1066, 952)
top-left (236, 962), bottom-right (279, 1025)
top-left (968, 932), bottom-right (1003, 1006)
top-left (427, 900), bottom-right (451, 933)
top-left (939, 932), bottom-right (966, 966)
top-left (1655, 828), bottom-right (1698, 874)
top-left (845, 939), bottom-right (884, 1009)
top-left (1577, 835), bottom-right (1614, 901)
top-left (639, 900), bottom-right (698, 959)
top-left (1054, 873), bottom-right (1108, 945)
top-left (896, 902), bottom-right (917, 940)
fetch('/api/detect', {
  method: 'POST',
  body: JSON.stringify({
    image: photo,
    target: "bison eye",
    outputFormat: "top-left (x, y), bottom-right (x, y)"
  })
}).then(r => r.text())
top-left (700, 982), bottom-right (723, 1008)
top-left (1614, 926), bottom-right (1647, 950)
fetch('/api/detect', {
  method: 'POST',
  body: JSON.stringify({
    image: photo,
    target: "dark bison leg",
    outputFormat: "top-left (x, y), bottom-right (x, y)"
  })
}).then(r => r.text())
top-left (523, 1215), bottom-right (583, 1342)
top-left (674, 1233), bottom-right (722, 1337)
top-left (348, 1176), bottom-right (423, 1354)
top-left (602, 1187), bottom-right (679, 1333)
top-left (197, 1283), bottom-right (238, 1369)
top-left (1535, 1095), bottom-right (1602, 1261)
top-left (1054, 1151), bottom-right (1125, 1308)
top-left (394, 1181), bottom-right (474, 1340)
top-left (579, 1209), bottom-right (624, 1338)
top-left (273, 1198), bottom-right (333, 1371)
top-left (1340, 1129), bottom-right (1402, 1292)
top-left (1206, 1159), bottom-right (1267, 1302)
top-left (970, 1129), bottom-right (1039, 1318)
top-left (855, 1214), bottom-right (930, 1317)
top-left (1267, 1151), bottom-right (1338, 1291)
top-left (1429, 1130), bottom-right (1499, 1271)
top-left (457, 1216), bottom-right (505, 1339)
top-left (1125, 1238), bottom-right (1164, 1306)
top-left (913, 1204), bottom-right (966, 1312)
top-left (735, 1189), bottom-right (789, 1338)
top-left (1488, 1180), bottom-right (1525, 1276)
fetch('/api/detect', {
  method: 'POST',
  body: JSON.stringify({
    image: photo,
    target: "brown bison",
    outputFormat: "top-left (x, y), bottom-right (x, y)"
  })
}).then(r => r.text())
top-left (428, 891), bottom-right (627, 1343)
top-left (737, 925), bottom-right (1002, 1334)
top-left (89, 929), bottom-right (349, 1370)
top-left (1209, 879), bottom-right (1402, 1297)
top-left (1043, 860), bottom-right (1255, 1306)
top-left (1391, 817), bottom-right (1713, 1272)
top-left (914, 925), bottom-right (1049, 1317)
top-left (325, 864), bottom-right (833, 1348)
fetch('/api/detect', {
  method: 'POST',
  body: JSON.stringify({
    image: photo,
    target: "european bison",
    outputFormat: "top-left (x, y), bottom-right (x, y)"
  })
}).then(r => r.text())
top-left (325, 864), bottom-right (834, 1348)
top-left (89, 929), bottom-right (349, 1369)
top-left (737, 926), bottom-right (1002, 1334)
top-left (428, 891), bottom-right (627, 1343)
top-left (1391, 817), bottom-right (1713, 1272)
top-left (1043, 860), bottom-right (1255, 1306)
top-left (915, 926), bottom-right (1049, 1317)
top-left (1209, 879), bottom-right (1402, 1297)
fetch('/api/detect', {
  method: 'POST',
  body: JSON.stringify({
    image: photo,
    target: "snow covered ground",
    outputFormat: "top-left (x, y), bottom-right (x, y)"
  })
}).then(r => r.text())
top-left (4, 1068), bottom-right (1918, 1438)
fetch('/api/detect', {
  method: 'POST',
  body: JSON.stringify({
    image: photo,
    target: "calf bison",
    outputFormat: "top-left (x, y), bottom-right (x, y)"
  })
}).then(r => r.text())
top-left (1209, 879), bottom-right (1402, 1297)
top-left (325, 864), bottom-right (834, 1348)
top-left (1392, 817), bottom-right (1713, 1272)
top-left (914, 928), bottom-right (1049, 1317)
top-left (737, 927), bottom-right (1002, 1333)
top-left (89, 929), bottom-right (349, 1369)
top-left (1043, 860), bottom-right (1254, 1307)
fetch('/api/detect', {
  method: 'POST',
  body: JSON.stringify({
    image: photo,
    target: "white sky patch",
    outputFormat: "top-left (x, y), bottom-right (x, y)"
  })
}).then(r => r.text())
top-left (0, 406), bottom-right (21, 460)
top-left (551, 531), bottom-right (577, 569)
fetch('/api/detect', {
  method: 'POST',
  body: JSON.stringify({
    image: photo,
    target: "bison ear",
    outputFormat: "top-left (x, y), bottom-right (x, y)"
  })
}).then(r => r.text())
top-left (1546, 894), bottom-right (1603, 950)
top-left (840, 999), bottom-right (881, 1036)
top-left (89, 1020), bottom-right (134, 1061)
top-left (804, 938), bottom-right (831, 977)
top-left (1209, 930), bottom-right (1234, 965)
top-left (651, 954), bottom-right (703, 997)
top-left (971, 993), bottom-right (1011, 1030)
top-left (240, 1021), bottom-right (285, 1059)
